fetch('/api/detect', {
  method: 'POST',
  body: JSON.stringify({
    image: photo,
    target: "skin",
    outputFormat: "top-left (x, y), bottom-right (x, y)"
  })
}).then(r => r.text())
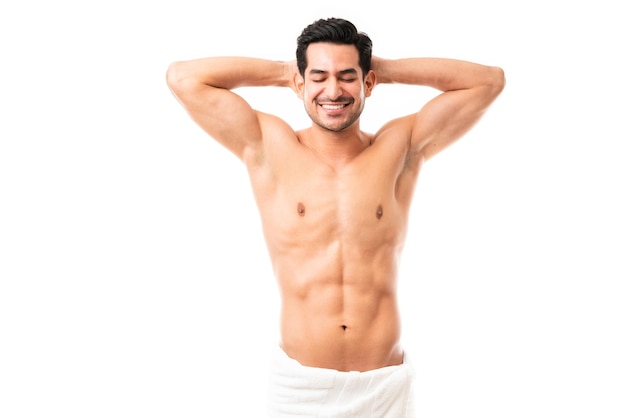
top-left (167, 41), bottom-right (505, 372)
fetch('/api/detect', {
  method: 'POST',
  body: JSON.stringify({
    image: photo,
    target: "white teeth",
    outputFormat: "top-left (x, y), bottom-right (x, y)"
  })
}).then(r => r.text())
top-left (322, 104), bottom-right (345, 110)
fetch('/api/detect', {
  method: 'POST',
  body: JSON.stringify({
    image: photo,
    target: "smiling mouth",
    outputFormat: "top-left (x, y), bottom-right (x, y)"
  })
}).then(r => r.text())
top-left (320, 103), bottom-right (349, 110)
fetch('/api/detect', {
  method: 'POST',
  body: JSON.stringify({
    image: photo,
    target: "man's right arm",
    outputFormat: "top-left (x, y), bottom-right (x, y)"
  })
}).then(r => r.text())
top-left (166, 57), bottom-right (295, 159)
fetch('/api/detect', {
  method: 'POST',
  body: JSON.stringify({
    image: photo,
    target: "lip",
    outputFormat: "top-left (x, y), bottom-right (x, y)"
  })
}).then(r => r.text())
top-left (318, 102), bottom-right (350, 115)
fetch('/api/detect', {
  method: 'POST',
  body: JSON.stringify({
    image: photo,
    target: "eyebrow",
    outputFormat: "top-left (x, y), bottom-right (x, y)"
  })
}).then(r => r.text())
top-left (308, 68), bottom-right (359, 76)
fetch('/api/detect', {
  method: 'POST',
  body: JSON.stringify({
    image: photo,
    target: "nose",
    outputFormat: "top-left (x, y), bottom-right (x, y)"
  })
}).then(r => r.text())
top-left (326, 78), bottom-right (342, 100)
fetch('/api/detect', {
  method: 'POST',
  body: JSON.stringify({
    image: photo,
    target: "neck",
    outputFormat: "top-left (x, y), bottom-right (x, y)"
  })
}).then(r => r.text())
top-left (301, 123), bottom-right (371, 168)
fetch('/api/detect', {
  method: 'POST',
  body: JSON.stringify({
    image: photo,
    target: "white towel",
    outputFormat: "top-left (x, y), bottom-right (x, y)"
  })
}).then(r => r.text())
top-left (267, 347), bottom-right (416, 418)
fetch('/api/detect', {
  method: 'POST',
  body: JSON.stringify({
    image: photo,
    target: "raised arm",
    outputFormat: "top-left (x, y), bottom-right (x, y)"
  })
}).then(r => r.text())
top-left (166, 57), bottom-right (295, 159)
top-left (373, 57), bottom-right (505, 161)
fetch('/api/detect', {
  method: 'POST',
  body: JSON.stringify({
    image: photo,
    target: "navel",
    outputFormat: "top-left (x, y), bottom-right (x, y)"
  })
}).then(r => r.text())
top-left (376, 204), bottom-right (383, 220)
top-left (297, 202), bottom-right (306, 217)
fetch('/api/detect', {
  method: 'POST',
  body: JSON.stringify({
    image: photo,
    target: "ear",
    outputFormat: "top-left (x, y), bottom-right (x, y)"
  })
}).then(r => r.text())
top-left (364, 70), bottom-right (376, 98)
top-left (294, 72), bottom-right (305, 99)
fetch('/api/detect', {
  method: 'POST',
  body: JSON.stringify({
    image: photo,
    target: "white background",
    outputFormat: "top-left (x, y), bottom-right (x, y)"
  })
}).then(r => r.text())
top-left (1, 1), bottom-right (624, 417)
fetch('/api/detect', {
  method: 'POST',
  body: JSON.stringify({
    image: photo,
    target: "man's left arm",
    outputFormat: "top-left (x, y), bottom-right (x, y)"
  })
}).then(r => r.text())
top-left (372, 57), bottom-right (505, 160)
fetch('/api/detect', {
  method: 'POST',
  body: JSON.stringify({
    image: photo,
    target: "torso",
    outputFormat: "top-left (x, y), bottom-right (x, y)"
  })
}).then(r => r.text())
top-left (245, 114), bottom-right (422, 371)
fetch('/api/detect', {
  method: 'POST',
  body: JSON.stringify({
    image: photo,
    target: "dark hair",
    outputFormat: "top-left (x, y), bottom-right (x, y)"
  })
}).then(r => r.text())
top-left (296, 18), bottom-right (373, 77)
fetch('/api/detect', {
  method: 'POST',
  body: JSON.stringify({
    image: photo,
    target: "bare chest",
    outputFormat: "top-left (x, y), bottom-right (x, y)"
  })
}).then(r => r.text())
top-left (250, 150), bottom-right (411, 253)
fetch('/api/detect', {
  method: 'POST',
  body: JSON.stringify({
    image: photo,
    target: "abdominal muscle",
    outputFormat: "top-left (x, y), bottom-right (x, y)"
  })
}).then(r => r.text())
top-left (272, 239), bottom-right (404, 372)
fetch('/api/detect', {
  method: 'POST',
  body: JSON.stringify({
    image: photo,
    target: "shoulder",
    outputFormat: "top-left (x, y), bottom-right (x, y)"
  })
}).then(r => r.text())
top-left (371, 114), bottom-right (415, 150)
top-left (243, 111), bottom-right (299, 168)
top-left (369, 114), bottom-right (426, 172)
top-left (257, 111), bottom-right (297, 140)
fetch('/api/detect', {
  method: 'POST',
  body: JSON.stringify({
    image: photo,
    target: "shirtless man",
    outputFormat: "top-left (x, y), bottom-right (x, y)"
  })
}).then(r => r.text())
top-left (167, 17), bottom-right (504, 418)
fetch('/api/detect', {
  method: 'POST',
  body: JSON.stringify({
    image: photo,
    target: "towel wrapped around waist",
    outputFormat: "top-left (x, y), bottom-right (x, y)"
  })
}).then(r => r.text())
top-left (267, 347), bottom-right (416, 418)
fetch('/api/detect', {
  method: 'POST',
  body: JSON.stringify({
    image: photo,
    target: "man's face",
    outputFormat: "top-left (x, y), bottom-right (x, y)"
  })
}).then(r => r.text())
top-left (296, 43), bottom-right (374, 132)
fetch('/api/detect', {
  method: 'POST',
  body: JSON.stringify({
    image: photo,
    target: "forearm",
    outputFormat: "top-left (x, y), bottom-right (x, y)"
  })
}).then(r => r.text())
top-left (167, 56), bottom-right (293, 90)
top-left (372, 56), bottom-right (503, 92)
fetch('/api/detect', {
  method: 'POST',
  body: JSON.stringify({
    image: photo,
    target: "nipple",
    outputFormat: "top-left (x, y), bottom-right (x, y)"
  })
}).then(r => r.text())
top-left (376, 204), bottom-right (383, 220)
top-left (297, 202), bottom-right (306, 217)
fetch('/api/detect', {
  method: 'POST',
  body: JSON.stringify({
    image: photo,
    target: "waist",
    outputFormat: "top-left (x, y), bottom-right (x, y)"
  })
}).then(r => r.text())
top-left (278, 291), bottom-right (402, 371)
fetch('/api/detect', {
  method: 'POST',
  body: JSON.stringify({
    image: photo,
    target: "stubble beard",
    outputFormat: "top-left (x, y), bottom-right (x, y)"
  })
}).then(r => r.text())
top-left (306, 101), bottom-right (364, 133)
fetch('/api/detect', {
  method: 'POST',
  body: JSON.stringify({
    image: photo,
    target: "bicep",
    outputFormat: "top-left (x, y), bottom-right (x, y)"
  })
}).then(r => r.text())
top-left (174, 81), bottom-right (262, 159)
top-left (411, 85), bottom-right (498, 161)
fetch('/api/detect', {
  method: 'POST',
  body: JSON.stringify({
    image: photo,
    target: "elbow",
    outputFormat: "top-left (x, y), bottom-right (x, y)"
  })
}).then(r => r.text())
top-left (166, 61), bottom-right (202, 98)
top-left (166, 61), bottom-right (205, 102)
top-left (489, 66), bottom-right (506, 95)
top-left (478, 66), bottom-right (505, 104)
top-left (166, 61), bottom-right (186, 94)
